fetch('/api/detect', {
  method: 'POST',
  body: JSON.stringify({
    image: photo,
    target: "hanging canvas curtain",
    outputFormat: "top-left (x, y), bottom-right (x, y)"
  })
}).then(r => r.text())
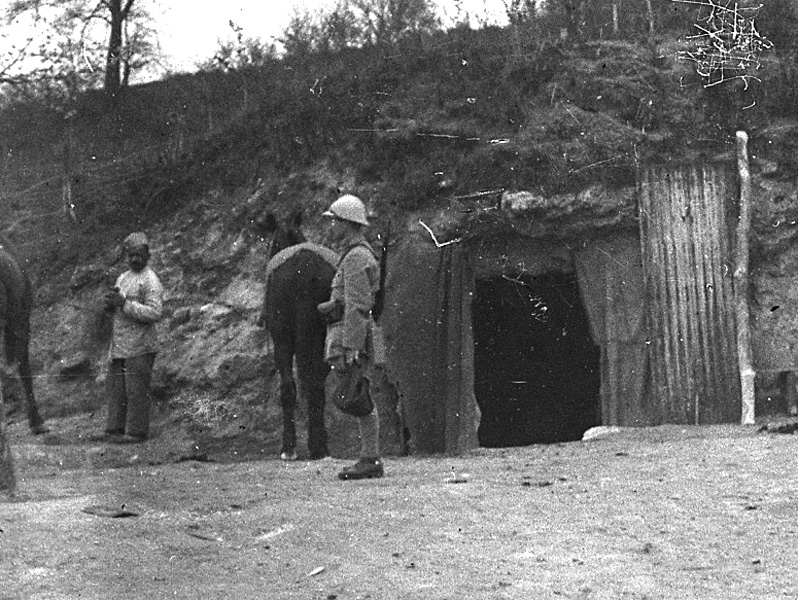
top-left (575, 232), bottom-right (654, 426)
top-left (381, 236), bottom-right (480, 454)
top-left (638, 164), bottom-right (741, 424)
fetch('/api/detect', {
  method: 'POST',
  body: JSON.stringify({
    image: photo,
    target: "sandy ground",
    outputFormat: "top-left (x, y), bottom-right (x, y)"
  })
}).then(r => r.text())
top-left (2, 414), bottom-right (798, 600)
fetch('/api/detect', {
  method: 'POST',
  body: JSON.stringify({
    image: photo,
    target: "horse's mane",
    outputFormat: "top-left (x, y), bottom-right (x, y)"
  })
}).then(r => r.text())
top-left (266, 242), bottom-right (339, 275)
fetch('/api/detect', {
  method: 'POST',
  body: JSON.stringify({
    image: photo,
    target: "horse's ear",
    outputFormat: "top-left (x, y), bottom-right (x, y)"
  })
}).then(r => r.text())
top-left (256, 212), bottom-right (277, 235)
top-left (265, 212), bottom-right (278, 233)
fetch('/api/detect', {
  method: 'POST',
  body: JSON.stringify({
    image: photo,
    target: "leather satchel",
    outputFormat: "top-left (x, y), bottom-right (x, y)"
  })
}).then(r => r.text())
top-left (326, 361), bottom-right (374, 417)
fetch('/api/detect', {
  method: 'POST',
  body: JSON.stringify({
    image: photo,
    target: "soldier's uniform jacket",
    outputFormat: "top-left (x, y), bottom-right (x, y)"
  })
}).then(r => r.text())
top-left (109, 266), bottom-right (164, 359)
top-left (324, 240), bottom-right (379, 362)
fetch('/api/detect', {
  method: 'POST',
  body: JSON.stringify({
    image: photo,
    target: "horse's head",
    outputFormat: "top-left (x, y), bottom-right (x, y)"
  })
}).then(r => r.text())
top-left (254, 211), bottom-right (306, 259)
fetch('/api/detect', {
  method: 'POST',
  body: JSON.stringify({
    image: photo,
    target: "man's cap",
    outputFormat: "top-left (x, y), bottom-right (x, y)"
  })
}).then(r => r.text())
top-left (124, 232), bottom-right (148, 248)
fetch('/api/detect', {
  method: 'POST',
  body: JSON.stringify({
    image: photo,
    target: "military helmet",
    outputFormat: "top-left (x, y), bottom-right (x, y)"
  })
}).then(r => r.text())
top-left (323, 194), bottom-right (369, 226)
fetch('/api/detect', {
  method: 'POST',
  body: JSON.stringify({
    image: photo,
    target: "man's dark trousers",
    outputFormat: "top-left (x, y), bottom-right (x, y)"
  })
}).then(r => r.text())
top-left (105, 352), bottom-right (156, 439)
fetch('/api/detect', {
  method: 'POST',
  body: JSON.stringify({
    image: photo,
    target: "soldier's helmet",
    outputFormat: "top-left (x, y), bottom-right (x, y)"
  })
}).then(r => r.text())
top-left (323, 195), bottom-right (369, 226)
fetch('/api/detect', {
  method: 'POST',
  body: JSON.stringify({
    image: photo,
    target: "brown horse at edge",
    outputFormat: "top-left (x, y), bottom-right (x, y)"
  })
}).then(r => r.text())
top-left (0, 236), bottom-right (48, 435)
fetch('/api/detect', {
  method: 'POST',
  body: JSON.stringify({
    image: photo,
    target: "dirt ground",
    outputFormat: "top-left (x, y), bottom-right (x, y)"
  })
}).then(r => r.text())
top-left (2, 412), bottom-right (798, 600)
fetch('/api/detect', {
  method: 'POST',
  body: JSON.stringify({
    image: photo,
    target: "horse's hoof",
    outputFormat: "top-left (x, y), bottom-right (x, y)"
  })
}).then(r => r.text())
top-left (280, 450), bottom-right (298, 461)
top-left (30, 424), bottom-right (50, 435)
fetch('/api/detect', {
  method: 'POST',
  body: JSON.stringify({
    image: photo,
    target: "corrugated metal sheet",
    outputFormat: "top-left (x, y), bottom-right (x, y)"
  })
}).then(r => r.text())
top-left (639, 164), bottom-right (741, 424)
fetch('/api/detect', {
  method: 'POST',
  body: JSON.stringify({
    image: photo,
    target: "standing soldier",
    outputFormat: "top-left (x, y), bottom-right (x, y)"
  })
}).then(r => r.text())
top-left (320, 195), bottom-right (384, 480)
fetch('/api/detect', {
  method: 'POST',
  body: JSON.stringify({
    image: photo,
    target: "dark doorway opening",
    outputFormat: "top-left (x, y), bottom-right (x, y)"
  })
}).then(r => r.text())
top-left (473, 271), bottom-right (600, 446)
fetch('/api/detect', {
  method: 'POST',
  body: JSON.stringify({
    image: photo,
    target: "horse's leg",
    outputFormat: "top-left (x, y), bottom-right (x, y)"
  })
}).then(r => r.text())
top-left (0, 328), bottom-right (15, 492)
top-left (10, 325), bottom-right (47, 434)
top-left (18, 353), bottom-right (46, 435)
top-left (0, 376), bottom-right (15, 493)
top-left (273, 334), bottom-right (298, 458)
top-left (295, 309), bottom-right (329, 460)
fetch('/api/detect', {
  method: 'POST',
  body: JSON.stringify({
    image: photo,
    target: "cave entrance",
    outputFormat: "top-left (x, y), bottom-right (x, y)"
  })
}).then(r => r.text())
top-left (473, 270), bottom-right (600, 446)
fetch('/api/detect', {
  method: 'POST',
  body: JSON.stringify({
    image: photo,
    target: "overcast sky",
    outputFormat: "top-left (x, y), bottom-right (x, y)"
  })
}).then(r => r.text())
top-left (156, 0), bottom-right (509, 72)
top-left (0, 0), bottom-right (509, 81)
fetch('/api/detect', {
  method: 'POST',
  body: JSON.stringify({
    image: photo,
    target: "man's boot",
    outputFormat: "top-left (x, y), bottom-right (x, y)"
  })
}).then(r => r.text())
top-left (338, 457), bottom-right (384, 480)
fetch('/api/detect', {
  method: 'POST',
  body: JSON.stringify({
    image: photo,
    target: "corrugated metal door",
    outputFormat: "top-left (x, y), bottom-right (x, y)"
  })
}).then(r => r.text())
top-left (638, 164), bottom-right (741, 424)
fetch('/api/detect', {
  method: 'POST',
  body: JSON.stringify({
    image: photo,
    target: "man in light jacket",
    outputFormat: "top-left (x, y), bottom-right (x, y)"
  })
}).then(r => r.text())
top-left (98, 232), bottom-right (164, 444)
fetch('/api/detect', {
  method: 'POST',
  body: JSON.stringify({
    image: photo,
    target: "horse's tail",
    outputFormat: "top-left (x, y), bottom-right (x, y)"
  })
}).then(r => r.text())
top-left (0, 241), bottom-right (32, 363)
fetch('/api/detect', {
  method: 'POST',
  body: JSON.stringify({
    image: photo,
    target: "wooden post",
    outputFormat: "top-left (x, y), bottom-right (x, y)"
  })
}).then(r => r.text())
top-left (735, 131), bottom-right (755, 425)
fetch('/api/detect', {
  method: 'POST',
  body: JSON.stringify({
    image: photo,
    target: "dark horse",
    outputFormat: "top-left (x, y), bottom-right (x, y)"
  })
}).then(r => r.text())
top-left (0, 236), bottom-right (47, 435)
top-left (256, 212), bottom-right (337, 460)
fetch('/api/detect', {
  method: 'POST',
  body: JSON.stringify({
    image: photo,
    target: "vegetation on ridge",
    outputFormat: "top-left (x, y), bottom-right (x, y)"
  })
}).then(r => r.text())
top-left (1, 1), bottom-right (798, 278)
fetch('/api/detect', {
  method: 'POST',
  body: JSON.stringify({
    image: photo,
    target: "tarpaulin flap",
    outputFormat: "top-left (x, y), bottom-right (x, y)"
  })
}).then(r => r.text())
top-left (574, 233), bottom-right (646, 345)
top-left (575, 233), bottom-right (653, 426)
top-left (381, 238), bottom-right (480, 454)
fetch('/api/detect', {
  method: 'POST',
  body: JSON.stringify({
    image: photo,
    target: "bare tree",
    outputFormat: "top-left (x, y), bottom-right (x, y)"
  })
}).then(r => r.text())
top-left (101, 0), bottom-right (135, 102)
top-left (4, 0), bottom-right (157, 105)
top-left (0, 14), bottom-right (105, 108)
top-left (120, 7), bottom-right (158, 87)
top-left (0, 26), bottom-right (39, 86)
